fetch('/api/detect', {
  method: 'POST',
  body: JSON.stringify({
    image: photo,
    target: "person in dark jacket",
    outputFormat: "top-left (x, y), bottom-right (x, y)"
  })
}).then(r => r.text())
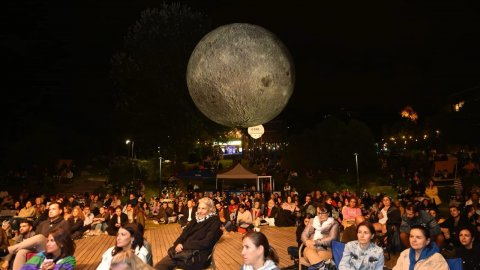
top-left (155, 198), bottom-right (222, 270)
top-left (264, 199), bottom-right (279, 226)
top-left (178, 200), bottom-right (197, 227)
top-left (455, 226), bottom-right (480, 270)
top-left (107, 206), bottom-right (128, 236)
top-left (381, 196), bottom-right (402, 252)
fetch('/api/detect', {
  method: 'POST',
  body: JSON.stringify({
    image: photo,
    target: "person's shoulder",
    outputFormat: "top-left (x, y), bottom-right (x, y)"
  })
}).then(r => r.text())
top-left (103, 246), bottom-right (114, 256)
top-left (369, 243), bottom-right (383, 255)
top-left (398, 248), bottom-right (410, 258)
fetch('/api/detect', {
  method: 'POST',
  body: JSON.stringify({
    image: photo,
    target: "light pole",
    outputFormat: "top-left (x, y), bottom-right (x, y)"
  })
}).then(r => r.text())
top-left (354, 153), bottom-right (360, 190)
top-left (159, 156), bottom-right (163, 189)
top-left (125, 140), bottom-right (134, 159)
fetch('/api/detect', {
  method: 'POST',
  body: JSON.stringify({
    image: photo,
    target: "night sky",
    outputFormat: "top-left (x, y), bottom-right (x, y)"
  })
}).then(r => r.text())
top-left (2, 0), bottom-right (480, 161)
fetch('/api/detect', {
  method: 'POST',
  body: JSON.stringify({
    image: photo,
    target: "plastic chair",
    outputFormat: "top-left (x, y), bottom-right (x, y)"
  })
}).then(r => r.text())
top-left (446, 258), bottom-right (463, 270)
top-left (331, 240), bottom-right (345, 267)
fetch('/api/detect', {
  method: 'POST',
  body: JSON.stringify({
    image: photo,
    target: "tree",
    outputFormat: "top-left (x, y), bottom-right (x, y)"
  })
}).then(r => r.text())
top-left (111, 3), bottom-right (226, 160)
top-left (284, 116), bottom-right (378, 178)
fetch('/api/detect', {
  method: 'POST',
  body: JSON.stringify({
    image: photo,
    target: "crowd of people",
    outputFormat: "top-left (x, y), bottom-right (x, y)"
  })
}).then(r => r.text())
top-left (0, 172), bottom-right (479, 270)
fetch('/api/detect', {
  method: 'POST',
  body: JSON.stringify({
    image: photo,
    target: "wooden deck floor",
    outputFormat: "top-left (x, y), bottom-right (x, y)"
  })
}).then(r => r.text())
top-left (74, 224), bottom-right (297, 270)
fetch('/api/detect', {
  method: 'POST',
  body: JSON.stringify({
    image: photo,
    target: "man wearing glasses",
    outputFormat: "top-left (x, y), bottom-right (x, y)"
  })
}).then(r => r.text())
top-left (301, 204), bottom-right (340, 269)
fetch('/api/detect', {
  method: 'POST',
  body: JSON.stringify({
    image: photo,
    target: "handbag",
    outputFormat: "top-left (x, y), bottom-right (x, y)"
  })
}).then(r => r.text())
top-left (167, 246), bottom-right (200, 265)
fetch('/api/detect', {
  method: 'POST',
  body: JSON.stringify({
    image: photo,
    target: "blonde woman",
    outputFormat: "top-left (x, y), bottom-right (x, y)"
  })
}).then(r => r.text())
top-left (68, 206), bottom-right (85, 239)
top-left (110, 249), bottom-right (155, 270)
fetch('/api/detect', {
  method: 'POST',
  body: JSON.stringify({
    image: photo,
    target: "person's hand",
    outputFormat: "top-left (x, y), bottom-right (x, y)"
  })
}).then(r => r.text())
top-left (40, 259), bottom-right (55, 270)
top-left (2, 259), bottom-right (9, 270)
top-left (175, 243), bottom-right (184, 253)
top-left (378, 212), bottom-right (383, 219)
top-left (305, 240), bottom-right (316, 248)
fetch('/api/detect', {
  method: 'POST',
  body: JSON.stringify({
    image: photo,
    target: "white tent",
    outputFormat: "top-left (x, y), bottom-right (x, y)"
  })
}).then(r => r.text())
top-left (216, 163), bottom-right (272, 191)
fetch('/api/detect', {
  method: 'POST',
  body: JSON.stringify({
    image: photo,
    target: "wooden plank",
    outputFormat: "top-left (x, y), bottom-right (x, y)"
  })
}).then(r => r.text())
top-left (74, 224), bottom-right (297, 269)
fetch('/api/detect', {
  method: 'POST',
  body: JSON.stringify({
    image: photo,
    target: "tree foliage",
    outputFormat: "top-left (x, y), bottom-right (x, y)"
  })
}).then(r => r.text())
top-left (285, 116), bottom-right (378, 177)
top-left (111, 3), bottom-right (226, 160)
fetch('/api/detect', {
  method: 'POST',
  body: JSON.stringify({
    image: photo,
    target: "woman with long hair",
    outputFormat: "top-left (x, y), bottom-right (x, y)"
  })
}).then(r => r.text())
top-left (21, 228), bottom-right (76, 270)
top-left (68, 206), bottom-right (85, 239)
top-left (342, 198), bottom-right (362, 229)
top-left (455, 226), bottom-right (480, 270)
top-left (240, 231), bottom-right (279, 270)
top-left (425, 179), bottom-right (442, 206)
top-left (96, 223), bottom-right (150, 270)
top-left (339, 221), bottom-right (384, 270)
top-left (392, 225), bottom-right (448, 270)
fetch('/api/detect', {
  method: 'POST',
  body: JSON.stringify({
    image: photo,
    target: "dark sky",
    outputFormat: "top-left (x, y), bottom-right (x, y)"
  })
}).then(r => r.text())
top-left (2, 0), bottom-right (480, 158)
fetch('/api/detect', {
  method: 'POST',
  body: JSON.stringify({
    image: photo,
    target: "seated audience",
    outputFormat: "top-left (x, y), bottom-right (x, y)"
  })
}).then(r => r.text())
top-left (4, 202), bottom-right (69, 270)
top-left (240, 231), bottom-right (280, 270)
top-left (20, 228), bottom-right (75, 270)
top-left (339, 221), bottom-right (384, 270)
top-left (393, 225), bottom-right (448, 270)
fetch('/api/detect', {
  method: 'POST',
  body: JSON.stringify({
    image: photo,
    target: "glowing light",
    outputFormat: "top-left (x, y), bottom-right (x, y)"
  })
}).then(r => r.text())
top-left (454, 101), bottom-right (465, 112)
top-left (400, 106), bottom-right (418, 122)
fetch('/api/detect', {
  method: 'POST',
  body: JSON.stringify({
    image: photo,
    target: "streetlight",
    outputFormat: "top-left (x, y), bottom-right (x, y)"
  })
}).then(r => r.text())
top-left (354, 153), bottom-right (359, 189)
top-left (159, 156), bottom-right (163, 189)
top-left (125, 140), bottom-right (134, 159)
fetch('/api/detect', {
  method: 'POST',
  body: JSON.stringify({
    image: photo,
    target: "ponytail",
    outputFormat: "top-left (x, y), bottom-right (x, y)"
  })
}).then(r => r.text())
top-left (267, 246), bottom-right (279, 264)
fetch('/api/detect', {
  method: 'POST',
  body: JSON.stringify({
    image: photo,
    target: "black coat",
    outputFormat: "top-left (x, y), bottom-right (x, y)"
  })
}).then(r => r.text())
top-left (106, 212), bottom-right (128, 236)
top-left (264, 206), bottom-right (279, 218)
top-left (173, 215), bottom-right (222, 269)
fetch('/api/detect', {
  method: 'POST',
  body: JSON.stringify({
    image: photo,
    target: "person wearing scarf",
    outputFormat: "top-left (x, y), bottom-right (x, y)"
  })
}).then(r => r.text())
top-left (240, 232), bottom-right (280, 270)
top-left (155, 197), bottom-right (222, 270)
top-left (393, 225), bottom-right (448, 270)
top-left (301, 204), bottom-right (340, 270)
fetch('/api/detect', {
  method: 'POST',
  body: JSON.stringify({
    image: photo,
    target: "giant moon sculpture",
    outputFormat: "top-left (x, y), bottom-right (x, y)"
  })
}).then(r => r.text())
top-left (186, 23), bottom-right (295, 128)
